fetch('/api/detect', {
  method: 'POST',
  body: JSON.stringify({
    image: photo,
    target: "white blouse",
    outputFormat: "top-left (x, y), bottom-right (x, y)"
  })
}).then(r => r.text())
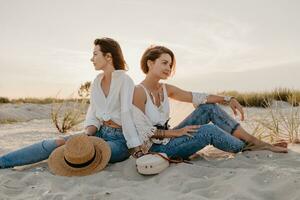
top-left (84, 70), bottom-right (141, 148)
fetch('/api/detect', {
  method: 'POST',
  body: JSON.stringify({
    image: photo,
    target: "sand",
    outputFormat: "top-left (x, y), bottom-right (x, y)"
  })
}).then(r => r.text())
top-left (0, 102), bottom-right (300, 200)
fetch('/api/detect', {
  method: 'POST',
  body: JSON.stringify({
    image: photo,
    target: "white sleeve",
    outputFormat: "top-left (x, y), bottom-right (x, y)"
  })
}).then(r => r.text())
top-left (84, 103), bottom-right (101, 130)
top-left (120, 76), bottom-right (143, 148)
top-left (192, 92), bottom-right (209, 108)
top-left (132, 105), bottom-right (156, 140)
top-left (84, 80), bottom-right (102, 130)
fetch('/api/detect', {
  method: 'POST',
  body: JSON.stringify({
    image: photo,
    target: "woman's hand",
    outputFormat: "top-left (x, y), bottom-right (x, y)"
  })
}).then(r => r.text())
top-left (229, 98), bottom-right (245, 121)
top-left (170, 125), bottom-right (201, 138)
top-left (129, 146), bottom-right (145, 158)
top-left (85, 125), bottom-right (97, 136)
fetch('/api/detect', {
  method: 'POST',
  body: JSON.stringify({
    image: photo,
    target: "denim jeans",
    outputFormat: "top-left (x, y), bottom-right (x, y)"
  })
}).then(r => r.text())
top-left (150, 104), bottom-right (245, 159)
top-left (0, 125), bottom-right (130, 168)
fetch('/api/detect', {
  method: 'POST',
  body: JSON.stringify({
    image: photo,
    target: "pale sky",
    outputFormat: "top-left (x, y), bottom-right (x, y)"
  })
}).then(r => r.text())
top-left (0, 0), bottom-right (299, 98)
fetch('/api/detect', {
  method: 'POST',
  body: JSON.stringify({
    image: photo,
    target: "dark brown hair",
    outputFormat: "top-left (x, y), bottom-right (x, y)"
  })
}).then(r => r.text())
top-left (140, 45), bottom-right (176, 74)
top-left (94, 38), bottom-right (127, 70)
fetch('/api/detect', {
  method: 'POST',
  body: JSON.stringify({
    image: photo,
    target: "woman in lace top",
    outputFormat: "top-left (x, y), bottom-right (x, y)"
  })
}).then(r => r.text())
top-left (131, 45), bottom-right (287, 159)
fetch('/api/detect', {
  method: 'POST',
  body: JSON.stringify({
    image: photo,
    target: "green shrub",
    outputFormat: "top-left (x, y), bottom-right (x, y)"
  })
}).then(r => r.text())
top-left (0, 97), bottom-right (10, 103)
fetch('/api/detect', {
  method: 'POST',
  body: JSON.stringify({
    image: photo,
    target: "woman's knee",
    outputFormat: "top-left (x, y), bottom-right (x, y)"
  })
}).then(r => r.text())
top-left (41, 139), bottom-right (60, 154)
top-left (197, 103), bottom-right (217, 110)
top-left (195, 104), bottom-right (220, 117)
top-left (40, 137), bottom-right (67, 154)
top-left (55, 138), bottom-right (66, 146)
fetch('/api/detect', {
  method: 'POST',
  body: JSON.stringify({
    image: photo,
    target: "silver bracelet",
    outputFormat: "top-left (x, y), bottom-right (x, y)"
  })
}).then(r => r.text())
top-left (224, 96), bottom-right (234, 103)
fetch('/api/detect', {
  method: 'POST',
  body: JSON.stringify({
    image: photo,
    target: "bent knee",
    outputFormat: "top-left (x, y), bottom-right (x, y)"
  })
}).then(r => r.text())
top-left (55, 138), bottom-right (66, 146)
top-left (198, 103), bottom-right (217, 109)
top-left (41, 139), bottom-right (60, 154)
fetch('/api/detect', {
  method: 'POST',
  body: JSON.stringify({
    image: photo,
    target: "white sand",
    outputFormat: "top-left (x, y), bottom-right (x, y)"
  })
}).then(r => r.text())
top-left (1, 102), bottom-right (300, 200)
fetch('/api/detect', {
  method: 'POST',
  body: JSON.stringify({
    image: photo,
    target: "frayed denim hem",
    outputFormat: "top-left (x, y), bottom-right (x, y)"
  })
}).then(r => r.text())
top-left (231, 123), bottom-right (240, 135)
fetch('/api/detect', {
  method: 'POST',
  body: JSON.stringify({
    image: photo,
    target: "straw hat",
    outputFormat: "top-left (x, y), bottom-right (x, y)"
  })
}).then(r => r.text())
top-left (48, 134), bottom-right (111, 176)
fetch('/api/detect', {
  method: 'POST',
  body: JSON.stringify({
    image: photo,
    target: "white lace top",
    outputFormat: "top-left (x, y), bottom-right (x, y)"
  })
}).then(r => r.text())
top-left (139, 84), bottom-right (170, 125)
top-left (132, 85), bottom-right (209, 153)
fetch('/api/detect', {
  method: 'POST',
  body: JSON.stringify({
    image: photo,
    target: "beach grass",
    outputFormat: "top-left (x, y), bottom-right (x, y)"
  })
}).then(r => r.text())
top-left (0, 97), bottom-right (10, 103)
top-left (248, 98), bottom-right (300, 144)
top-left (0, 97), bottom-right (89, 104)
top-left (50, 84), bottom-right (91, 133)
top-left (51, 99), bottom-right (88, 133)
top-left (219, 88), bottom-right (300, 107)
top-left (0, 119), bottom-right (20, 124)
top-left (1, 87), bottom-right (299, 107)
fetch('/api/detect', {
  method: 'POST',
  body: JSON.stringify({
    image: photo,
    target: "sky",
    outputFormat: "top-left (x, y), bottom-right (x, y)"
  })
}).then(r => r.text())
top-left (0, 0), bottom-right (299, 98)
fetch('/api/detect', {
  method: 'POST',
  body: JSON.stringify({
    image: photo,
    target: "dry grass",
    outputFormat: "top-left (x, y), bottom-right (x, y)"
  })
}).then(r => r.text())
top-left (50, 83), bottom-right (91, 133)
top-left (0, 119), bottom-right (20, 124)
top-left (219, 88), bottom-right (300, 107)
top-left (248, 97), bottom-right (300, 144)
top-left (2, 87), bottom-right (298, 107)
top-left (0, 97), bottom-right (80, 104)
top-left (51, 99), bottom-right (88, 134)
top-left (0, 97), bottom-right (10, 103)
top-left (11, 98), bottom-right (79, 104)
top-left (78, 81), bottom-right (91, 98)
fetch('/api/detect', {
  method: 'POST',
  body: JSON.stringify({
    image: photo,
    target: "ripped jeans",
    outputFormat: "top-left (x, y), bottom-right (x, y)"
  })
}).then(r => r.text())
top-left (150, 104), bottom-right (245, 159)
top-left (0, 125), bottom-right (130, 168)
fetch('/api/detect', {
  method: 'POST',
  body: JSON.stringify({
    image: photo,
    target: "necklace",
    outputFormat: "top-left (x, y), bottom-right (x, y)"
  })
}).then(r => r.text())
top-left (149, 90), bottom-right (163, 107)
top-left (141, 82), bottom-right (164, 109)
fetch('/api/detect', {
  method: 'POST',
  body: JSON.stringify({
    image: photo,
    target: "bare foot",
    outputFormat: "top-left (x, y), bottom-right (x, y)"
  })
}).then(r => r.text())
top-left (189, 153), bottom-right (201, 160)
top-left (292, 138), bottom-right (300, 144)
top-left (273, 141), bottom-right (288, 148)
top-left (266, 145), bottom-right (288, 153)
top-left (243, 143), bottom-right (288, 153)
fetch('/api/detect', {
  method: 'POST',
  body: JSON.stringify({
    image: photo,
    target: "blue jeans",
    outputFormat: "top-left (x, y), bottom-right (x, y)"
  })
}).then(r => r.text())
top-left (0, 125), bottom-right (130, 168)
top-left (150, 104), bottom-right (245, 159)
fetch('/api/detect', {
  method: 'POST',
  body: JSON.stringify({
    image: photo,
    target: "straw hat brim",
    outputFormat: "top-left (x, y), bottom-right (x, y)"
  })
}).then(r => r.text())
top-left (48, 136), bottom-right (111, 177)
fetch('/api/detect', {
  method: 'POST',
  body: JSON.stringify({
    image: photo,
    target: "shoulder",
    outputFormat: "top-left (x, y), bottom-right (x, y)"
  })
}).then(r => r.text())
top-left (165, 83), bottom-right (176, 97)
top-left (133, 85), bottom-right (147, 103)
top-left (113, 70), bottom-right (129, 79)
top-left (93, 73), bottom-right (102, 82)
top-left (90, 73), bottom-right (103, 90)
top-left (114, 70), bottom-right (134, 84)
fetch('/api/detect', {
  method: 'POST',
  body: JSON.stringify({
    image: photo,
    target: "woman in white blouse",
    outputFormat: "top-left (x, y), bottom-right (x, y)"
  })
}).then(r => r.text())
top-left (0, 38), bottom-right (140, 168)
top-left (131, 45), bottom-right (288, 159)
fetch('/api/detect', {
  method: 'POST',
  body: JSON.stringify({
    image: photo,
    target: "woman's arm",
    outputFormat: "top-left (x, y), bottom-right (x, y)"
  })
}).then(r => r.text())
top-left (166, 84), bottom-right (244, 120)
top-left (84, 102), bottom-right (101, 136)
top-left (131, 86), bottom-right (148, 157)
top-left (120, 76), bottom-right (142, 149)
top-left (86, 125), bottom-right (98, 136)
top-left (132, 86), bottom-right (147, 113)
top-left (84, 104), bottom-right (100, 136)
top-left (84, 79), bottom-right (102, 136)
top-left (166, 84), bottom-right (232, 104)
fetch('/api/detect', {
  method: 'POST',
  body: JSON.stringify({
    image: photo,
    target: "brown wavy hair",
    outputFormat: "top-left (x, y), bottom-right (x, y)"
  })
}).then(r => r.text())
top-left (140, 45), bottom-right (176, 74)
top-left (94, 38), bottom-right (127, 70)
